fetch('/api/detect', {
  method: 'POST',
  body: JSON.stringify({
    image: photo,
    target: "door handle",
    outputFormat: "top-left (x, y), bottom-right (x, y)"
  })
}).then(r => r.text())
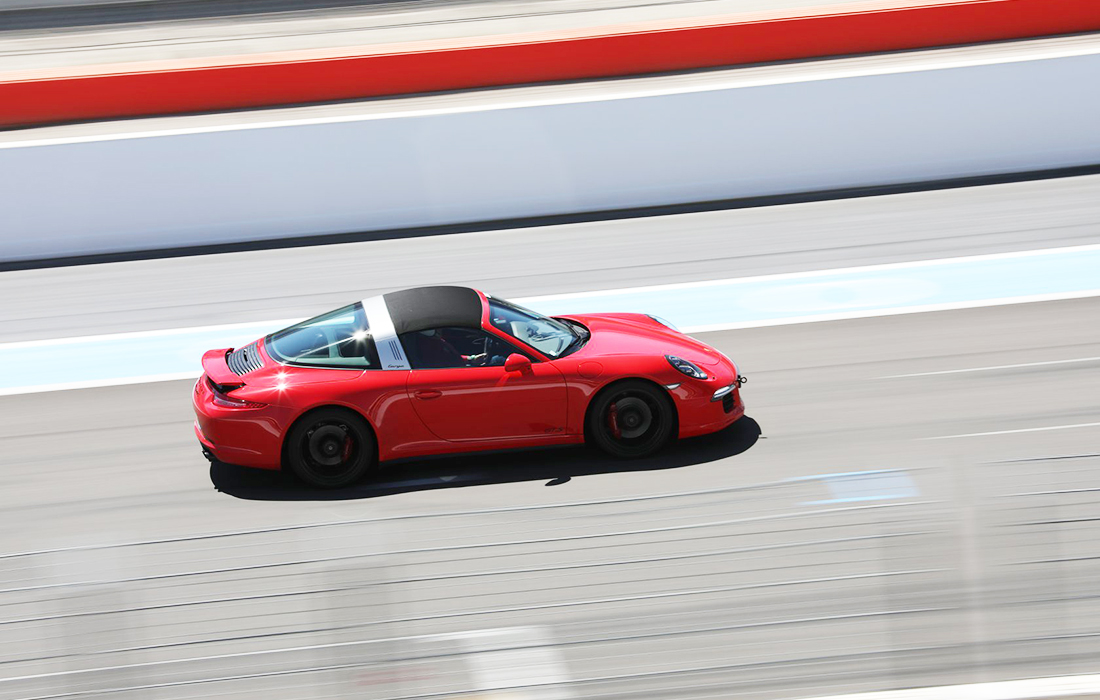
top-left (415, 389), bottom-right (443, 400)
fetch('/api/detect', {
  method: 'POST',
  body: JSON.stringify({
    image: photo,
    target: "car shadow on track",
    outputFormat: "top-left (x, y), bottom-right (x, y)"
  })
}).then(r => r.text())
top-left (210, 416), bottom-right (762, 501)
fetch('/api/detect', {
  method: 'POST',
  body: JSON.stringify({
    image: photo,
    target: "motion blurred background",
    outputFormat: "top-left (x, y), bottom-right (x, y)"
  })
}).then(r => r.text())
top-left (1, 0), bottom-right (1099, 698)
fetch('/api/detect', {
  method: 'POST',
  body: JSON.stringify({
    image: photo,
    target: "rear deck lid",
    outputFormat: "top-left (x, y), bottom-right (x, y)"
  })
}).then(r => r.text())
top-left (201, 348), bottom-right (245, 390)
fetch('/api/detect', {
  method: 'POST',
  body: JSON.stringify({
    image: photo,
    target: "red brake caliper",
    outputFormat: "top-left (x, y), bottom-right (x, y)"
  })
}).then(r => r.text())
top-left (608, 403), bottom-right (621, 439)
top-left (340, 425), bottom-right (353, 461)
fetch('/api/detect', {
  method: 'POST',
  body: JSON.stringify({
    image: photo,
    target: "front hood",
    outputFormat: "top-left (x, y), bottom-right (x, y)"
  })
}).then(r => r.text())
top-left (562, 313), bottom-right (726, 365)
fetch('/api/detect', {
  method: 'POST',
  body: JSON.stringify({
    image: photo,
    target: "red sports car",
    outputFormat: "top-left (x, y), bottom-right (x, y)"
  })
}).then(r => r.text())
top-left (194, 286), bottom-right (746, 487)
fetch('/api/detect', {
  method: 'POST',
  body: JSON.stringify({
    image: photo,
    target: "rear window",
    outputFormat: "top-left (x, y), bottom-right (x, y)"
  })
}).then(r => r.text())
top-left (265, 303), bottom-right (380, 369)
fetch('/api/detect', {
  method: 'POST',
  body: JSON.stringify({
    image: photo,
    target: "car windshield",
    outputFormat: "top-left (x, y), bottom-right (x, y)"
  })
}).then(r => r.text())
top-left (265, 303), bottom-right (380, 368)
top-left (487, 297), bottom-right (579, 358)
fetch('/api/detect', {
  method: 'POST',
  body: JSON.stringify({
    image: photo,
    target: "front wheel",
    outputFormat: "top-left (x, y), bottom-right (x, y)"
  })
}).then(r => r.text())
top-left (285, 408), bottom-right (376, 488)
top-left (586, 380), bottom-right (676, 459)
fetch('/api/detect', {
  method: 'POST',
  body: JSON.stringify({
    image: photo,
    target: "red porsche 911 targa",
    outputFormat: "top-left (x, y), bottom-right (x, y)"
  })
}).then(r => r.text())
top-left (194, 286), bottom-right (746, 487)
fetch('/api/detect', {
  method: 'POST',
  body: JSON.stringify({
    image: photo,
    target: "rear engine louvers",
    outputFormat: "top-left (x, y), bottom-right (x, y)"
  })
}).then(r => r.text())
top-left (227, 341), bottom-right (265, 376)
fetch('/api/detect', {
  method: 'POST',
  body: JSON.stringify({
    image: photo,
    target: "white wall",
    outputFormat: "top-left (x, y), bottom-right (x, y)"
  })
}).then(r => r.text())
top-left (2, 50), bottom-right (1099, 262)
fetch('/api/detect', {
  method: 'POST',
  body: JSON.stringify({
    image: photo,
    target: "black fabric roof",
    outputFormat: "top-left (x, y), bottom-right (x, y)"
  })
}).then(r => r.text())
top-left (383, 286), bottom-right (483, 335)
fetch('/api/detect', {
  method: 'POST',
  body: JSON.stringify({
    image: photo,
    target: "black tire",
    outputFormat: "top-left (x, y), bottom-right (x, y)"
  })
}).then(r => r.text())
top-left (285, 408), bottom-right (376, 488)
top-left (586, 380), bottom-right (676, 459)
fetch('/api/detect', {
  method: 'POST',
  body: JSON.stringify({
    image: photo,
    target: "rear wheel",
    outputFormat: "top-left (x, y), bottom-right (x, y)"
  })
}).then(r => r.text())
top-left (285, 408), bottom-right (376, 488)
top-left (587, 380), bottom-right (675, 459)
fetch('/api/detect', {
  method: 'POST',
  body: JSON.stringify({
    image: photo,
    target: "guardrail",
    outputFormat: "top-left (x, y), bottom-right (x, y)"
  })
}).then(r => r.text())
top-left (2, 0), bottom-right (1100, 127)
top-left (1, 457), bottom-right (1096, 699)
top-left (2, 39), bottom-right (1099, 263)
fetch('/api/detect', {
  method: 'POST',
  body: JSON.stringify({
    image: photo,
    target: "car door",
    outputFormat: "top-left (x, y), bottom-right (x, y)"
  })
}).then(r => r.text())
top-left (401, 327), bottom-right (568, 442)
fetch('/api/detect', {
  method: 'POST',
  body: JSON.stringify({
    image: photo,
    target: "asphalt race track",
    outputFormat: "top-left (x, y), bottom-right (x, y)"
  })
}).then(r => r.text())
top-left (0, 175), bottom-right (1097, 698)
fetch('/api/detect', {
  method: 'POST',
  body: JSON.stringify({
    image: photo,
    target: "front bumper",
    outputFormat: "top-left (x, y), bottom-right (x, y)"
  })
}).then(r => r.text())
top-left (668, 363), bottom-right (746, 439)
top-left (677, 386), bottom-right (745, 438)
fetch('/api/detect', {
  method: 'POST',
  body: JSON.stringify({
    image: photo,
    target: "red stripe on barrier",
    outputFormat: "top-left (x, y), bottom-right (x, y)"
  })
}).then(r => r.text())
top-left (2, 0), bottom-right (1099, 128)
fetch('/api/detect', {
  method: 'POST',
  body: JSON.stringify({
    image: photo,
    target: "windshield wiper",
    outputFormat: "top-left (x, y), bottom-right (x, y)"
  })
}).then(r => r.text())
top-left (559, 320), bottom-right (589, 356)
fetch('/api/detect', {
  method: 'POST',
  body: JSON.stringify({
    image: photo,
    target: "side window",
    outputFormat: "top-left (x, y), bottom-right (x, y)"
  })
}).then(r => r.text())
top-left (487, 299), bottom-right (576, 358)
top-left (266, 302), bottom-right (381, 369)
top-left (399, 327), bottom-right (526, 370)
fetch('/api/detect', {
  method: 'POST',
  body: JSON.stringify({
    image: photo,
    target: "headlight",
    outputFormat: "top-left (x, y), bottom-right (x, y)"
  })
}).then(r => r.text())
top-left (648, 315), bottom-right (679, 331)
top-left (666, 355), bottom-right (708, 379)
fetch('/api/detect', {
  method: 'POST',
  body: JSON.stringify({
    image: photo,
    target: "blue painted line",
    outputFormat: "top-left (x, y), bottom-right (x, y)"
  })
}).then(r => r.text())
top-left (0, 323), bottom-right (281, 392)
top-left (785, 469), bottom-right (903, 482)
top-left (797, 469), bottom-right (919, 506)
top-left (1, 246), bottom-right (1098, 394)
top-left (525, 246), bottom-right (1100, 331)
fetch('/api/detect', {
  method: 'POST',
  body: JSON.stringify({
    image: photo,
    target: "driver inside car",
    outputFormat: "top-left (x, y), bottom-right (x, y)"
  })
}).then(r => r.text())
top-left (414, 329), bottom-right (487, 368)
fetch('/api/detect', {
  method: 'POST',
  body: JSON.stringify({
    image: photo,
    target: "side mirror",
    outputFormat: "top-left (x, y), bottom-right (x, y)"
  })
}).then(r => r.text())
top-left (504, 353), bottom-right (532, 373)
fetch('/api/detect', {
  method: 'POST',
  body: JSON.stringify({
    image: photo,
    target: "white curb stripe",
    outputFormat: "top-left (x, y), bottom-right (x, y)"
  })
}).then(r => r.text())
top-left (793, 674), bottom-right (1100, 700)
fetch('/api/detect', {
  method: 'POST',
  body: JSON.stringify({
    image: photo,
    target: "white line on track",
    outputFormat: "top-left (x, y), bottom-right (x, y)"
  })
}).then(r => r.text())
top-left (923, 422), bottom-right (1100, 440)
top-left (882, 356), bottom-right (1100, 378)
top-left (796, 674), bottom-right (1100, 700)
